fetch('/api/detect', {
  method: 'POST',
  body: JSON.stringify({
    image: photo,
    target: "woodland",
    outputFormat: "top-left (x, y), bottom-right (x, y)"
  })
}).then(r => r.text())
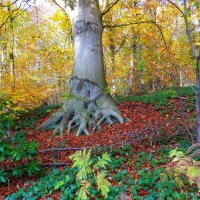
top-left (0, 0), bottom-right (200, 199)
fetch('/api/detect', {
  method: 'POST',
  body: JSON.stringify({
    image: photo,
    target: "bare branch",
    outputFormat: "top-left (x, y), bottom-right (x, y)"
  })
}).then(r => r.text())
top-left (40, 162), bottom-right (71, 167)
top-left (0, 0), bottom-right (19, 7)
top-left (166, 0), bottom-right (184, 16)
top-left (103, 20), bottom-right (168, 49)
top-left (0, 0), bottom-right (33, 30)
top-left (0, 15), bottom-right (10, 30)
top-left (101, 0), bottom-right (120, 16)
top-left (51, 0), bottom-right (67, 13)
top-left (12, 2), bottom-right (33, 19)
top-left (12, 0), bottom-right (30, 12)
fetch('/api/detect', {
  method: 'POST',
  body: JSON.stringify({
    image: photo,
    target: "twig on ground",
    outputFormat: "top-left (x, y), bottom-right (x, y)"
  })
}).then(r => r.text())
top-left (40, 162), bottom-right (71, 167)
top-left (39, 147), bottom-right (86, 153)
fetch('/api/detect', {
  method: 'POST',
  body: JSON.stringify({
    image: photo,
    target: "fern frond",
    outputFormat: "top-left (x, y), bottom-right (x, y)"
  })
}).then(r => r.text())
top-left (69, 149), bottom-right (112, 199)
top-left (169, 148), bottom-right (185, 158)
top-left (77, 180), bottom-right (90, 200)
top-left (96, 171), bottom-right (111, 198)
top-left (102, 152), bottom-right (111, 163)
top-left (94, 152), bottom-right (111, 168)
top-left (69, 149), bottom-right (93, 169)
top-left (168, 148), bottom-right (200, 192)
top-left (77, 167), bottom-right (93, 180)
top-left (187, 166), bottom-right (200, 184)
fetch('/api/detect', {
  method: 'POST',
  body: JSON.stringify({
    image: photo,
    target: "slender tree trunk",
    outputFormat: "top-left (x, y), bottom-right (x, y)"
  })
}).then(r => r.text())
top-left (0, 54), bottom-right (3, 87)
top-left (109, 37), bottom-right (116, 94)
top-left (128, 52), bottom-right (134, 94)
top-left (140, 69), bottom-right (145, 93)
top-left (129, 41), bottom-right (137, 94)
top-left (196, 56), bottom-right (200, 142)
top-left (0, 39), bottom-right (7, 89)
top-left (182, 0), bottom-right (200, 142)
top-left (180, 70), bottom-right (183, 87)
top-left (7, 7), bottom-right (15, 91)
top-left (0, 41), bottom-right (4, 87)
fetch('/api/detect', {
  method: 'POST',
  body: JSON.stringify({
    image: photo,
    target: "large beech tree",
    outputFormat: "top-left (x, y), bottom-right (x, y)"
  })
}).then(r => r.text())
top-left (38, 0), bottom-right (124, 136)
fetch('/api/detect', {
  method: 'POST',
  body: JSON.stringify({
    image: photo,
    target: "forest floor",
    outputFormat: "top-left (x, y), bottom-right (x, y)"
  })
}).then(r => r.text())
top-left (0, 87), bottom-right (199, 199)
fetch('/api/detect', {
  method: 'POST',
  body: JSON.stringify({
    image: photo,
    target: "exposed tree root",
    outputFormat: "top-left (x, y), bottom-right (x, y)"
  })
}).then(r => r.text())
top-left (37, 76), bottom-right (124, 137)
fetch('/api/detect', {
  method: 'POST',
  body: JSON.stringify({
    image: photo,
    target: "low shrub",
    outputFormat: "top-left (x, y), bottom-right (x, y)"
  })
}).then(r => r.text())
top-left (0, 93), bottom-right (40, 184)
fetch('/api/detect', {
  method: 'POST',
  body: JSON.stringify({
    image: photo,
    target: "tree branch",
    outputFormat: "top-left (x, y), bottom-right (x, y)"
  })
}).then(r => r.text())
top-left (101, 0), bottom-right (120, 16)
top-left (183, 0), bottom-right (197, 58)
top-left (0, 0), bottom-right (19, 7)
top-left (0, 0), bottom-right (33, 30)
top-left (0, 15), bottom-right (10, 30)
top-left (115, 33), bottom-right (128, 53)
top-left (103, 20), bottom-right (168, 49)
top-left (166, 0), bottom-right (184, 16)
top-left (11, 1), bottom-right (33, 19)
top-left (40, 162), bottom-right (71, 167)
top-left (51, 0), bottom-right (67, 14)
top-left (39, 147), bottom-right (85, 153)
top-left (167, 0), bottom-right (197, 57)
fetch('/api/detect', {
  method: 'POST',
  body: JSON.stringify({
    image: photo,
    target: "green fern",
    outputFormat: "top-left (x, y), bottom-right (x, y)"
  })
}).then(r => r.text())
top-left (77, 180), bottom-right (90, 200)
top-left (94, 152), bottom-right (111, 168)
top-left (69, 149), bottom-right (111, 199)
top-left (167, 146), bottom-right (200, 192)
top-left (96, 171), bottom-right (111, 198)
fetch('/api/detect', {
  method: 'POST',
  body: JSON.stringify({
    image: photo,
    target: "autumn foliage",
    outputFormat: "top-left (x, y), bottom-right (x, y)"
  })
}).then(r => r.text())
top-left (0, 0), bottom-right (199, 109)
top-left (1, 0), bottom-right (200, 199)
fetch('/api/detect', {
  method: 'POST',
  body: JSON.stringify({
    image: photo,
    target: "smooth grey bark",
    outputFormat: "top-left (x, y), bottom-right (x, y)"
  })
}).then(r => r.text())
top-left (37, 0), bottom-right (124, 136)
top-left (71, 0), bottom-right (106, 87)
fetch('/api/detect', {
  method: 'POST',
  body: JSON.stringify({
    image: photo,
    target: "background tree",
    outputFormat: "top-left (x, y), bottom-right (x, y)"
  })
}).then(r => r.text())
top-left (167, 0), bottom-right (200, 142)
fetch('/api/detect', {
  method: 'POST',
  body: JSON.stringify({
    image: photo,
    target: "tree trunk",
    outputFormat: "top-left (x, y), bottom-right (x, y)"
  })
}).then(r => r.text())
top-left (7, 8), bottom-right (15, 91)
top-left (37, 0), bottom-right (124, 137)
top-left (72, 0), bottom-right (106, 88)
top-left (196, 56), bottom-right (200, 142)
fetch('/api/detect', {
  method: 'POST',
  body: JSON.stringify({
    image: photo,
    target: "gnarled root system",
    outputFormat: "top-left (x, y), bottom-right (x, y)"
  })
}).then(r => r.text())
top-left (37, 77), bottom-right (124, 137)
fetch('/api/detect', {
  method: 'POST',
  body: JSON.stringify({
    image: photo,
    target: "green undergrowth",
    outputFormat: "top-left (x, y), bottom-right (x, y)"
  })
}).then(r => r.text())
top-left (4, 119), bottom-right (199, 199)
top-left (6, 145), bottom-right (134, 200)
top-left (117, 86), bottom-right (195, 108)
top-left (7, 141), bottom-right (200, 200)
top-left (2, 88), bottom-right (200, 199)
top-left (0, 94), bottom-right (41, 184)
top-left (152, 129), bottom-right (193, 149)
top-left (15, 104), bottom-right (60, 129)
